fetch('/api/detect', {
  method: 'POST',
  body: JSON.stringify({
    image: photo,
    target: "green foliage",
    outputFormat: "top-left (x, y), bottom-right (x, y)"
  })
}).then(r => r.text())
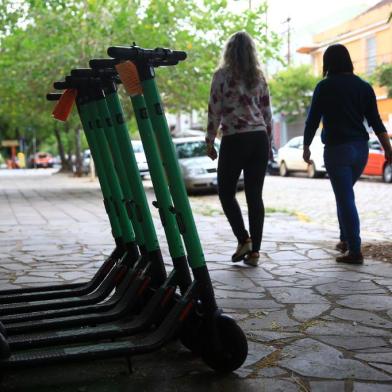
top-left (372, 63), bottom-right (392, 98)
top-left (269, 65), bottom-right (321, 123)
top-left (0, 0), bottom-right (282, 156)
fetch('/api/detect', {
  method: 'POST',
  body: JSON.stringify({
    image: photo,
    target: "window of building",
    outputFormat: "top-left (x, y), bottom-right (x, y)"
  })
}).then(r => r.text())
top-left (366, 36), bottom-right (377, 75)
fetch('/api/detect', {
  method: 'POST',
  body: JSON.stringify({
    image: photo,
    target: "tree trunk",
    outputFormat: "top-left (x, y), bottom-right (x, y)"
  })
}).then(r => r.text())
top-left (67, 124), bottom-right (73, 172)
top-left (53, 124), bottom-right (68, 171)
top-left (74, 126), bottom-right (83, 177)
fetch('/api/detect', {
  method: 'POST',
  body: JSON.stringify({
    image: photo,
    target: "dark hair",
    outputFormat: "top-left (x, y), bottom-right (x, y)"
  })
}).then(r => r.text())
top-left (322, 44), bottom-right (354, 77)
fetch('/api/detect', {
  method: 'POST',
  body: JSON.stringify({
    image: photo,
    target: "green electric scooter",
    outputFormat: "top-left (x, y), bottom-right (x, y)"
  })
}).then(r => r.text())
top-left (0, 46), bottom-right (247, 373)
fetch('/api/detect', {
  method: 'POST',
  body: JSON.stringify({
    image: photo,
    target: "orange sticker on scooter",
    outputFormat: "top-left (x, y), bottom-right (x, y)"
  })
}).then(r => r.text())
top-left (52, 89), bottom-right (78, 121)
top-left (115, 61), bottom-right (143, 96)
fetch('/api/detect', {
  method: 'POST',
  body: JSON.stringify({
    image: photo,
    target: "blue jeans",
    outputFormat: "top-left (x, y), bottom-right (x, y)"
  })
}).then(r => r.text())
top-left (324, 141), bottom-right (369, 254)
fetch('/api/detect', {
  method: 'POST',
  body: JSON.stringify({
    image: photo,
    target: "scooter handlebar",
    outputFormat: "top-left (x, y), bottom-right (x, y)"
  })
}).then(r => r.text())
top-left (71, 68), bottom-right (117, 78)
top-left (107, 46), bottom-right (186, 63)
top-left (90, 57), bottom-right (180, 71)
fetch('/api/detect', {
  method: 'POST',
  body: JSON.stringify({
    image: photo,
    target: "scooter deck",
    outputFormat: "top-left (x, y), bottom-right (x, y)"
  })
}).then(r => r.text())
top-left (0, 253), bottom-right (132, 316)
top-left (1, 262), bottom-right (137, 325)
top-left (8, 274), bottom-right (175, 350)
top-left (4, 270), bottom-right (149, 336)
top-left (0, 286), bottom-right (192, 369)
top-left (0, 247), bottom-right (123, 303)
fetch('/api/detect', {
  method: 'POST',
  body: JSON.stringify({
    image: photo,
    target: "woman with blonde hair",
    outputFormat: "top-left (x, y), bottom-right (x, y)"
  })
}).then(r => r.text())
top-left (206, 31), bottom-right (272, 266)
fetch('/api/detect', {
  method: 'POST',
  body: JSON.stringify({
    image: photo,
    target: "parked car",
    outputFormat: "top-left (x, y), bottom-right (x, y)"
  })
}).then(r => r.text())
top-left (81, 149), bottom-right (91, 174)
top-left (267, 146), bottom-right (279, 175)
top-left (173, 136), bottom-right (244, 192)
top-left (363, 135), bottom-right (392, 183)
top-left (131, 140), bottom-right (149, 178)
top-left (277, 136), bottom-right (326, 178)
top-left (172, 129), bottom-right (205, 138)
top-left (28, 152), bottom-right (54, 168)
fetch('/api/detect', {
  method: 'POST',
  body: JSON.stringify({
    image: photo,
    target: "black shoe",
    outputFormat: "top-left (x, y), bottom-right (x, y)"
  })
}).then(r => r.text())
top-left (244, 252), bottom-right (260, 267)
top-left (335, 241), bottom-right (348, 253)
top-left (232, 239), bottom-right (252, 262)
top-left (336, 251), bottom-right (364, 264)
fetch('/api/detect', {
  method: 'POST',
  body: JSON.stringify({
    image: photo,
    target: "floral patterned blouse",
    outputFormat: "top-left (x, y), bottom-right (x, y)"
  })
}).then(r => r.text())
top-left (206, 68), bottom-right (272, 143)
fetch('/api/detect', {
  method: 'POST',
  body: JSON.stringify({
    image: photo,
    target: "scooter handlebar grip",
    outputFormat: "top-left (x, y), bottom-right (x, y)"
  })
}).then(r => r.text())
top-left (164, 49), bottom-right (186, 61)
top-left (46, 93), bottom-right (62, 101)
top-left (149, 47), bottom-right (187, 62)
top-left (153, 59), bottom-right (180, 67)
top-left (71, 68), bottom-right (94, 77)
top-left (107, 46), bottom-right (139, 60)
top-left (53, 81), bottom-right (69, 90)
top-left (89, 58), bottom-right (118, 69)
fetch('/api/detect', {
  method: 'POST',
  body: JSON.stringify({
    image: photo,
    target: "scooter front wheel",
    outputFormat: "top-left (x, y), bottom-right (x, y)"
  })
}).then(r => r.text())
top-left (179, 308), bottom-right (203, 355)
top-left (0, 321), bottom-right (7, 337)
top-left (200, 314), bottom-right (248, 372)
top-left (0, 332), bottom-right (10, 360)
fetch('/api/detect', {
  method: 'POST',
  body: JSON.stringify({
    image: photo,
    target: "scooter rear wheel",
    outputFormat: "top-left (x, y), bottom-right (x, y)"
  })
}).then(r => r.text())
top-left (201, 314), bottom-right (248, 373)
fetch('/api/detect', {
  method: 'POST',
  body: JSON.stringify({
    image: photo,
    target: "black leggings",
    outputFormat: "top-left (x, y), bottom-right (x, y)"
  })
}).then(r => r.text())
top-left (217, 131), bottom-right (269, 253)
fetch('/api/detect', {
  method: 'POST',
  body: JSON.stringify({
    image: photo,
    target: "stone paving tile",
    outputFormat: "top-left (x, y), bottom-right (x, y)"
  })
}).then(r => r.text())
top-left (315, 336), bottom-right (389, 351)
top-left (309, 380), bottom-right (346, 392)
top-left (247, 330), bottom-right (304, 343)
top-left (241, 308), bottom-right (300, 331)
top-left (316, 280), bottom-right (388, 295)
top-left (337, 295), bottom-right (392, 312)
top-left (368, 363), bottom-right (392, 374)
top-left (306, 321), bottom-right (392, 337)
top-left (353, 383), bottom-right (392, 391)
top-left (355, 352), bottom-right (392, 363)
top-left (268, 287), bottom-right (330, 304)
top-left (279, 338), bottom-right (392, 380)
top-left (267, 251), bottom-right (309, 262)
top-left (292, 303), bottom-right (331, 322)
top-left (1, 172), bottom-right (392, 391)
top-left (331, 308), bottom-right (392, 329)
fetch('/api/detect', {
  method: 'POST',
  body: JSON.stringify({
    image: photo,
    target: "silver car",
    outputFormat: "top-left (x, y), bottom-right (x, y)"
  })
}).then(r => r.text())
top-left (173, 136), bottom-right (220, 192)
top-left (131, 140), bottom-right (149, 178)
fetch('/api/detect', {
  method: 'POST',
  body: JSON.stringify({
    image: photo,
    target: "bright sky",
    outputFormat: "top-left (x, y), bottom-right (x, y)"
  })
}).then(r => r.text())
top-left (228, 0), bottom-right (382, 68)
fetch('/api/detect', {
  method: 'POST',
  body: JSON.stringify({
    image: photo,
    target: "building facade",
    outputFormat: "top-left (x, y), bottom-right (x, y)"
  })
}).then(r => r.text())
top-left (298, 0), bottom-right (392, 131)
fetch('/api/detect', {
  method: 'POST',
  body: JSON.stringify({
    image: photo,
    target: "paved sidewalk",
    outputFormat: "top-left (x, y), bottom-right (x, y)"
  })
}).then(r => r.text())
top-left (1, 171), bottom-right (391, 392)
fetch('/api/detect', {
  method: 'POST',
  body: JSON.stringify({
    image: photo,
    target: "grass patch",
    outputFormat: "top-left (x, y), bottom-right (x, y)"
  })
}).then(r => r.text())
top-left (270, 321), bottom-right (283, 332)
top-left (362, 242), bottom-right (392, 263)
top-left (247, 349), bottom-right (283, 378)
top-left (299, 319), bottom-right (324, 333)
top-left (290, 375), bottom-right (310, 392)
top-left (265, 207), bottom-right (293, 215)
top-left (193, 205), bottom-right (224, 217)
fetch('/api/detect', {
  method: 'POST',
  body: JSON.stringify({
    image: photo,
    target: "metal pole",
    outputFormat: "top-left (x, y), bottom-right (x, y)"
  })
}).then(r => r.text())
top-left (287, 17), bottom-right (291, 65)
top-left (33, 128), bottom-right (37, 169)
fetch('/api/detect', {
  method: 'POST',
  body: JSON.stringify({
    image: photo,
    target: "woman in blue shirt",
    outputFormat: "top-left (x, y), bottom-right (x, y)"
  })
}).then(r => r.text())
top-left (303, 44), bottom-right (392, 264)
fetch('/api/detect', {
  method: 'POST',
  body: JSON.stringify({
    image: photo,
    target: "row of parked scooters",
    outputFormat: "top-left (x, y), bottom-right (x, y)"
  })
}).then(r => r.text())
top-left (0, 45), bottom-right (248, 376)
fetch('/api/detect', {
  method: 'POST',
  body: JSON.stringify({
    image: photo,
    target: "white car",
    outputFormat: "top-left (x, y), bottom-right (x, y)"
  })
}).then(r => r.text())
top-left (278, 136), bottom-right (326, 178)
top-left (131, 140), bottom-right (149, 178)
